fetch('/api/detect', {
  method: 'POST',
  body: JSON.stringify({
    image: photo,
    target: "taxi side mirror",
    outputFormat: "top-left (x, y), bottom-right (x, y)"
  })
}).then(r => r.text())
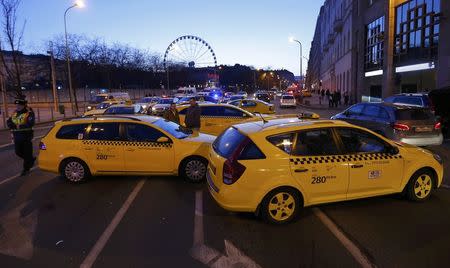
top-left (388, 145), bottom-right (399, 155)
top-left (157, 136), bottom-right (170, 143)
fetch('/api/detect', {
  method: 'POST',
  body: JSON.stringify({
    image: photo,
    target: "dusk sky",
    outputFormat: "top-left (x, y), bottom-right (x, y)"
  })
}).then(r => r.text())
top-left (19, 0), bottom-right (323, 76)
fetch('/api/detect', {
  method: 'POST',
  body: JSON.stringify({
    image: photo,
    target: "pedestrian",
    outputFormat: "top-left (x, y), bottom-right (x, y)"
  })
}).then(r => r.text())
top-left (7, 98), bottom-right (36, 176)
top-left (321, 89), bottom-right (325, 105)
top-left (184, 97), bottom-right (201, 132)
top-left (344, 91), bottom-right (349, 106)
top-left (337, 90), bottom-right (342, 106)
top-left (163, 103), bottom-right (180, 125)
top-left (333, 91), bottom-right (339, 108)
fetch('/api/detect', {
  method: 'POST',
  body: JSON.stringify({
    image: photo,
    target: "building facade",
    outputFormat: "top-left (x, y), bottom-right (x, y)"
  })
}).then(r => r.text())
top-left (307, 0), bottom-right (450, 102)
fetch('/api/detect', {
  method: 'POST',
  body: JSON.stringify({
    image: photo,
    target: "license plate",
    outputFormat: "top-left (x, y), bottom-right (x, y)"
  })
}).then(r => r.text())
top-left (415, 126), bottom-right (432, 132)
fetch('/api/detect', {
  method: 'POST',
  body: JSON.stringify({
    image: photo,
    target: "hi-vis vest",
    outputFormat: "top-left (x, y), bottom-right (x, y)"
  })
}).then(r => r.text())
top-left (11, 110), bottom-right (32, 132)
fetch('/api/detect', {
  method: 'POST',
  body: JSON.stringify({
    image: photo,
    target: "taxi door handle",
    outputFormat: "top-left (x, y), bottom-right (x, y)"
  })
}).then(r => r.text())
top-left (351, 164), bottom-right (364, 169)
top-left (126, 148), bottom-right (135, 152)
top-left (83, 147), bottom-right (93, 151)
top-left (294, 168), bottom-right (309, 173)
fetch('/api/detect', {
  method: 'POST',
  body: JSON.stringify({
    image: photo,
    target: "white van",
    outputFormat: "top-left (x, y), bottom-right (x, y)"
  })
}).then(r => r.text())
top-left (175, 87), bottom-right (197, 98)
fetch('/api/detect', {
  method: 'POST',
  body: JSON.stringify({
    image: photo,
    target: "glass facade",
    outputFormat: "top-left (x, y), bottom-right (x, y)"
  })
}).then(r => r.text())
top-left (394, 0), bottom-right (441, 64)
top-left (365, 17), bottom-right (385, 71)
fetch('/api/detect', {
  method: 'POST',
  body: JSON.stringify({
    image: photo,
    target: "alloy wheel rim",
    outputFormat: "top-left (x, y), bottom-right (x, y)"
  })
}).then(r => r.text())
top-left (268, 192), bottom-right (296, 221)
top-left (65, 162), bottom-right (85, 182)
top-left (414, 174), bottom-right (432, 199)
top-left (185, 160), bottom-right (206, 181)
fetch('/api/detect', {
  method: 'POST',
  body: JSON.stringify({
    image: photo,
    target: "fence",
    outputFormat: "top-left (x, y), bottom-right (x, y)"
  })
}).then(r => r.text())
top-left (0, 88), bottom-right (168, 129)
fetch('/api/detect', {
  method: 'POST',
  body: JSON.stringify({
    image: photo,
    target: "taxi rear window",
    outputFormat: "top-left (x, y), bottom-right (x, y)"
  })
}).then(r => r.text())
top-left (213, 127), bottom-right (246, 158)
top-left (56, 124), bottom-right (89, 140)
top-left (395, 109), bottom-right (433, 120)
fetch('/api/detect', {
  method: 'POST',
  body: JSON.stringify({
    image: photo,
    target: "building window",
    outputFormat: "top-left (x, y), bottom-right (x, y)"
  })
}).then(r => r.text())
top-left (365, 16), bottom-right (385, 71)
top-left (394, 0), bottom-right (440, 65)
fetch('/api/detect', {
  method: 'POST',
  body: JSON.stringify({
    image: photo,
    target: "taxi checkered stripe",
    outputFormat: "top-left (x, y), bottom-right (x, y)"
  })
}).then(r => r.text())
top-left (82, 140), bottom-right (173, 148)
top-left (290, 153), bottom-right (402, 165)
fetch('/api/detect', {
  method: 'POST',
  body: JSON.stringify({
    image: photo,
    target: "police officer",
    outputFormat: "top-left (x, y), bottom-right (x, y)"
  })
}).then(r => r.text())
top-left (7, 98), bottom-right (36, 176)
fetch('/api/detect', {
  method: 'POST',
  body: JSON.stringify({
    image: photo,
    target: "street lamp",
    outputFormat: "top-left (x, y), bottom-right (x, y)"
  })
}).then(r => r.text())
top-left (64, 0), bottom-right (85, 114)
top-left (289, 37), bottom-right (303, 87)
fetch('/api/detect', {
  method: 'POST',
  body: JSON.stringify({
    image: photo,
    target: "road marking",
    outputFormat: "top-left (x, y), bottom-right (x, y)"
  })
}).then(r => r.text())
top-left (193, 190), bottom-right (204, 246)
top-left (80, 179), bottom-right (146, 268)
top-left (0, 135), bottom-right (46, 149)
top-left (190, 190), bottom-right (261, 267)
top-left (313, 208), bottom-right (375, 268)
top-left (441, 184), bottom-right (450, 189)
top-left (0, 167), bottom-right (38, 187)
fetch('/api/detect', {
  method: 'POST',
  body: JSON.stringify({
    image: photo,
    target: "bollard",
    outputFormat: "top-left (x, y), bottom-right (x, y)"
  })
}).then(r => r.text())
top-left (37, 107), bottom-right (41, 122)
top-left (50, 105), bottom-right (54, 121)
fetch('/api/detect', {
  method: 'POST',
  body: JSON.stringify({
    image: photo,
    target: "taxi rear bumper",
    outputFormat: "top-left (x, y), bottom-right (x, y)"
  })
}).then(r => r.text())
top-left (206, 169), bottom-right (255, 213)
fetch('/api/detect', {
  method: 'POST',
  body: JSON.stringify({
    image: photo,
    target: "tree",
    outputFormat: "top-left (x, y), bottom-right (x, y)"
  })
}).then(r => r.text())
top-left (0, 0), bottom-right (26, 99)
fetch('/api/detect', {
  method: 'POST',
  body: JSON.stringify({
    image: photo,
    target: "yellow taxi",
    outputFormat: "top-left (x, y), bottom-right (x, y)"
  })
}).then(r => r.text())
top-left (177, 103), bottom-right (268, 136)
top-left (207, 118), bottom-right (444, 224)
top-left (38, 115), bottom-right (215, 183)
top-left (301, 89), bottom-right (312, 97)
top-left (228, 99), bottom-right (275, 114)
top-left (83, 101), bottom-right (125, 116)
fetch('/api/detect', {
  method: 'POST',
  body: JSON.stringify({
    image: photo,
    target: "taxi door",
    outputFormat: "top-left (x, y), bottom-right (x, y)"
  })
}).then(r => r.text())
top-left (123, 123), bottom-right (175, 173)
top-left (289, 129), bottom-right (349, 204)
top-left (335, 128), bottom-right (404, 199)
top-left (82, 122), bottom-right (124, 173)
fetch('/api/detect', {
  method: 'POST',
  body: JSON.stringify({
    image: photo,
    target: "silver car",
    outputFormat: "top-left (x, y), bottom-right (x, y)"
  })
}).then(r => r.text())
top-left (332, 102), bottom-right (443, 146)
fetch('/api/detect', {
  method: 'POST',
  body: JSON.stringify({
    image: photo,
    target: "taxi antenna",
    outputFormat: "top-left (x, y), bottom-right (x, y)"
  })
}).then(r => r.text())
top-left (255, 112), bottom-right (268, 124)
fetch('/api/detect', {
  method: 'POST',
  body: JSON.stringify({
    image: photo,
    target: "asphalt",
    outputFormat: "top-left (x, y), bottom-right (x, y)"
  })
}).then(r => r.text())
top-left (0, 100), bottom-right (449, 268)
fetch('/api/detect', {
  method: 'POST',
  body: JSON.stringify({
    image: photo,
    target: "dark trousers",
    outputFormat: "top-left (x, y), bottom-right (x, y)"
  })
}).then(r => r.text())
top-left (14, 139), bottom-right (34, 171)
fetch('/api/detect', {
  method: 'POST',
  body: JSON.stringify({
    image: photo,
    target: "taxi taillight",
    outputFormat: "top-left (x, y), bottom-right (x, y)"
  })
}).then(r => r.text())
top-left (222, 138), bottom-right (249, 185)
top-left (39, 141), bottom-right (47, 150)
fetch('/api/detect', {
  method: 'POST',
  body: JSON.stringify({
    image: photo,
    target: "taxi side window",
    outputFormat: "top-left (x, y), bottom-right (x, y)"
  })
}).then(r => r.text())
top-left (336, 128), bottom-right (388, 154)
top-left (124, 123), bottom-right (167, 143)
top-left (201, 106), bottom-right (220, 116)
top-left (87, 123), bottom-right (121, 141)
top-left (241, 101), bottom-right (256, 107)
top-left (178, 108), bottom-right (187, 115)
top-left (56, 124), bottom-right (89, 140)
top-left (267, 133), bottom-right (295, 154)
top-left (292, 129), bottom-right (339, 156)
top-left (347, 104), bottom-right (364, 116)
top-left (223, 107), bottom-right (247, 117)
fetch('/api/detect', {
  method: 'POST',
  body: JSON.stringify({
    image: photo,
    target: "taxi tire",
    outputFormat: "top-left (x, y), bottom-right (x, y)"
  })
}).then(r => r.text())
top-left (180, 157), bottom-right (207, 183)
top-left (60, 158), bottom-right (91, 184)
top-left (406, 169), bottom-right (435, 202)
top-left (261, 187), bottom-right (302, 225)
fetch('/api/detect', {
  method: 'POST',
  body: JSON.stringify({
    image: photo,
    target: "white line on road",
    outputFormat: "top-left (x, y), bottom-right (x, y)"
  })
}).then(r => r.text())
top-left (441, 184), bottom-right (450, 190)
top-left (0, 167), bottom-right (38, 187)
top-left (313, 208), bottom-right (375, 268)
top-left (80, 179), bottom-right (146, 268)
top-left (0, 135), bottom-right (46, 149)
top-left (193, 190), bottom-right (204, 246)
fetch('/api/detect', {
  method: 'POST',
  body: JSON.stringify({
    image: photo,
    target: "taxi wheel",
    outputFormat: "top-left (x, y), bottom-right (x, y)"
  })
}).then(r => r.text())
top-left (406, 170), bottom-right (434, 202)
top-left (180, 157), bottom-right (207, 183)
top-left (61, 158), bottom-right (90, 183)
top-left (261, 188), bottom-right (301, 224)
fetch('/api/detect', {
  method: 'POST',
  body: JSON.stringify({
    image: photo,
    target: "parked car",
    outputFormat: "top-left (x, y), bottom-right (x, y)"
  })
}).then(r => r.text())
top-left (279, 94), bottom-right (297, 108)
top-left (429, 87), bottom-right (450, 137)
top-left (331, 102), bottom-right (443, 146)
top-left (228, 99), bottom-right (275, 114)
top-left (254, 92), bottom-right (271, 103)
top-left (237, 91), bottom-right (248, 98)
top-left (104, 104), bottom-right (145, 115)
top-left (177, 95), bottom-right (218, 105)
top-left (150, 98), bottom-right (175, 116)
top-left (383, 93), bottom-right (431, 108)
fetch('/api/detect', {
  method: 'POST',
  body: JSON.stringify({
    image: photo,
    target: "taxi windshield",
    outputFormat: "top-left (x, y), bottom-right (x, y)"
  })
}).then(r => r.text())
top-left (153, 119), bottom-right (190, 139)
top-left (158, 98), bottom-right (174, 104)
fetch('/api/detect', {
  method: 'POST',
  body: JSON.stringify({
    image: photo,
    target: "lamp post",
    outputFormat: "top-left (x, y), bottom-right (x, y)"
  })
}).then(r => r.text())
top-left (289, 37), bottom-right (303, 87)
top-left (64, 0), bottom-right (84, 114)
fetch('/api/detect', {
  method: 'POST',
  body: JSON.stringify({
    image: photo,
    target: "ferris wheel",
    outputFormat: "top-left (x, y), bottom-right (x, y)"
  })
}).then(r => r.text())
top-left (163, 35), bottom-right (217, 69)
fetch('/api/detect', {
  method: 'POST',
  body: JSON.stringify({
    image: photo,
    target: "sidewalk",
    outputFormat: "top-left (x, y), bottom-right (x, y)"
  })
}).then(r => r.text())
top-left (298, 93), bottom-right (350, 111)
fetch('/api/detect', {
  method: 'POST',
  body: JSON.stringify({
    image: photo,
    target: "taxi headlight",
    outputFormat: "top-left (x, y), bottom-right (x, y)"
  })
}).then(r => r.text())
top-left (152, 107), bottom-right (157, 111)
top-left (433, 154), bottom-right (443, 165)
